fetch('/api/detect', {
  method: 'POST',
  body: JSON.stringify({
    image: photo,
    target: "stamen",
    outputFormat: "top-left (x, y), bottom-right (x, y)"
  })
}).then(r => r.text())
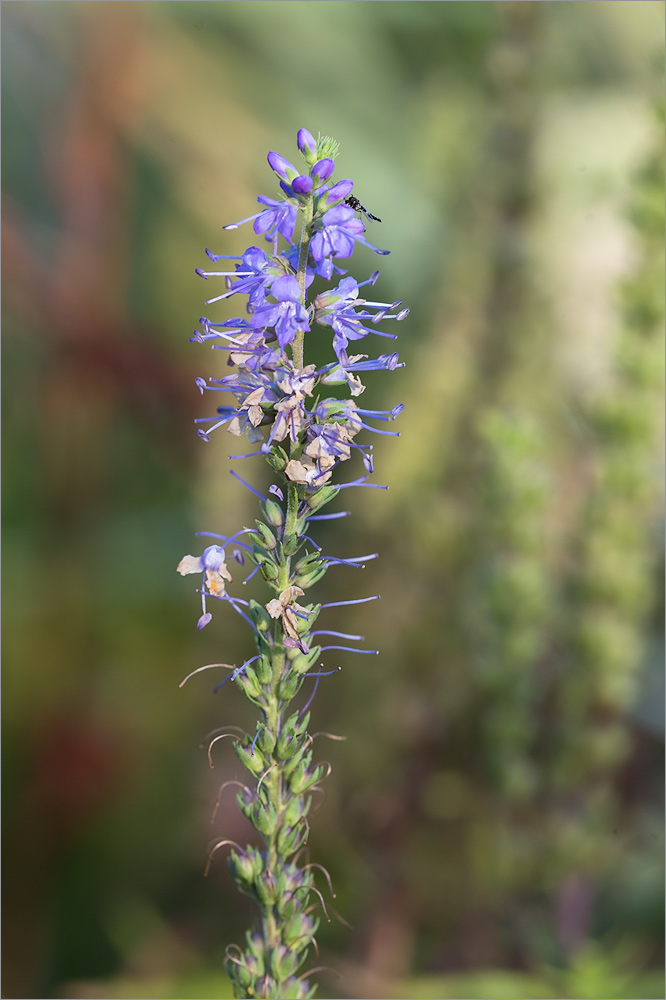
top-left (195, 529), bottom-right (252, 550)
top-left (310, 631), bottom-right (364, 641)
top-left (320, 595), bottom-right (380, 608)
top-left (242, 564), bottom-right (261, 585)
top-left (205, 250), bottom-right (242, 261)
top-left (306, 511), bottom-right (351, 521)
top-left (360, 421), bottom-right (400, 437)
top-left (325, 553), bottom-right (378, 566)
top-left (230, 470), bottom-right (266, 501)
top-left (336, 477), bottom-right (388, 490)
top-left (250, 728), bottom-right (264, 756)
top-left (319, 646), bottom-right (378, 654)
top-left (223, 212), bottom-right (262, 230)
top-left (213, 655), bottom-right (260, 693)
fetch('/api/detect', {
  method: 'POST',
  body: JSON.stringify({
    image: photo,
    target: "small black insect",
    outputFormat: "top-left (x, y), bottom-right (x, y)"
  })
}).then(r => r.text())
top-left (344, 195), bottom-right (382, 223)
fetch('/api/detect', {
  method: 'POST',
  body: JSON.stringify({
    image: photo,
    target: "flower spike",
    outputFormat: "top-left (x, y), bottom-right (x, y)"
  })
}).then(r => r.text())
top-left (177, 129), bottom-right (406, 1000)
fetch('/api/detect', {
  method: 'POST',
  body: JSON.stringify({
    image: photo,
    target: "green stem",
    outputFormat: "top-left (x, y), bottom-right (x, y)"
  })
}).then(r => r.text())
top-left (292, 196), bottom-right (314, 370)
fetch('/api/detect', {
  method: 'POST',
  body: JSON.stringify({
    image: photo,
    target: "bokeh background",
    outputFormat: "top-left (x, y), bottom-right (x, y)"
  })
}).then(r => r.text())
top-left (2, 3), bottom-right (664, 998)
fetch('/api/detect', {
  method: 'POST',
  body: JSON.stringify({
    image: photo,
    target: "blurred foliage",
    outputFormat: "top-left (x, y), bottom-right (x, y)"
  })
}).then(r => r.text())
top-left (2, 3), bottom-right (663, 999)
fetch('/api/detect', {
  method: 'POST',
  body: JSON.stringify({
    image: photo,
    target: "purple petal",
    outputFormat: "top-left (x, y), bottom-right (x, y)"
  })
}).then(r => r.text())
top-left (292, 175), bottom-right (314, 195)
top-left (312, 158), bottom-right (335, 184)
top-left (267, 151), bottom-right (298, 182)
top-left (272, 274), bottom-right (302, 303)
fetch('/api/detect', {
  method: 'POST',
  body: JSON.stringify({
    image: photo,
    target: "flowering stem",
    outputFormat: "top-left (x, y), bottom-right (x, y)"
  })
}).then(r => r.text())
top-left (179, 129), bottom-right (405, 999)
top-left (293, 196), bottom-right (314, 369)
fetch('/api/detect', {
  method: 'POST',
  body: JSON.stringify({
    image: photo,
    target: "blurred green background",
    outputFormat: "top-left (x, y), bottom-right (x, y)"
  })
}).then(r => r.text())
top-left (2, 3), bottom-right (664, 998)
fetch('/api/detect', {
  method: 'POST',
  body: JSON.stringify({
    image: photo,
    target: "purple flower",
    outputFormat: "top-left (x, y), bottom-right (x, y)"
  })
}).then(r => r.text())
top-left (229, 246), bottom-right (282, 310)
top-left (250, 275), bottom-right (310, 350)
top-left (315, 179), bottom-right (354, 214)
top-left (314, 277), bottom-right (403, 361)
top-left (253, 196), bottom-right (298, 243)
top-left (310, 205), bottom-right (365, 262)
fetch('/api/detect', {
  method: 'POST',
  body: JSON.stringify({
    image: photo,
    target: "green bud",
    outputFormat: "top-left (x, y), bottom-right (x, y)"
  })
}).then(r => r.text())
top-left (290, 646), bottom-right (322, 675)
top-left (235, 740), bottom-right (266, 777)
top-left (245, 930), bottom-right (266, 960)
top-left (254, 519), bottom-right (278, 549)
top-left (236, 665), bottom-right (265, 705)
top-left (278, 671), bottom-right (305, 701)
top-left (276, 820), bottom-right (308, 856)
top-left (295, 711), bottom-right (310, 735)
top-left (255, 654), bottom-right (272, 684)
top-left (253, 800), bottom-right (278, 836)
top-left (282, 747), bottom-right (312, 782)
top-left (282, 794), bottom-right (311, 827)
top-left (276, 712), bottom-right (300, 756)
top-left (293, 551), bottom-right (323, 575)
top-left (260, 561), bottom-right (280, 584)
top-left (305, 485), bottom-right (340, 513)
top-left (259, 727), bottom-right (276, 754)
top-left (290, 761), bottom-right (325, 796)
top-left (227, 960), bottom-right (252, 993)
top-left (283, 912), bottom-right (319, 948)
top-left (293, 564), bottom-right (328, 589)
top-left (254, 868), bottom-right (279, 907)
top-left (262, 498), bottom-right (284, 528)
top-left (282, 533), bottom-right (301, 556)
top-left (249, 599), bottom-right (273, 633)
top-left (265, 445), bottom-right (287, 472)
top-left (270, 943), bottom-right (300, 980)
top-left (250, 545), bottom-right (274, 566)
top-left (292, 516), bottom-right (307, 536)
top-left (227, 849), bottom-right (259, 892)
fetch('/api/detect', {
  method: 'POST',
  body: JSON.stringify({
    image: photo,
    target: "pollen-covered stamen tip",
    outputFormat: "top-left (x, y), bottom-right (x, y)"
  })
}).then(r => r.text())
top-left (222, 211), bottom-right (262, 231)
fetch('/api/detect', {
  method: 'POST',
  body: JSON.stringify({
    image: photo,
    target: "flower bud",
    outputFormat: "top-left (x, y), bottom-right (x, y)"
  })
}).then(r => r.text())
top-left (282, 794), bottom-right (311, 827)
top-left (282, 532), bottom-right (301, 556)
top-left (311, 158), bottom-right (335, 185)
top-left (236, 664), bottom-right (264, 704)
top-left (249, 599), bottom-right (273, 633)
top-left (262, 498), bottom-right (284, 528)
top-left (292, 175), bottom-right (313, 196)
top-left (278, 671), bottom-right (305, 702)
top-left (254, 519), bottom-right (278, 549)
top-left (270, 943), bottom-right (300, 981)
top-left (265, 446), bottom-right (287, 472)
top-left (276, 820), bottom-right (308, 856)
top-left (255, 654), bottom-right (272, 684)
top-left (253, 800), bottom-right (278, 836)
top-left (283, 911), bottom-right (318, 948)
top-left (254, 868), bottom-right (279, 906)
top-left (267, 151), bottom-right (299, 183)
top-left (259, 726), bottom-right (276, 754)
top-left (227, 848), bottom-right (259, 891)
top-left (305, 484), bottom-right (340, 513)
top-left (296, 128), bottom-right (317, 164)
top-left (282, 747), bottom-right (312, 782)
top-left (316, 178), bottom-right (354, 213)
top-left (259, 561), bottom-right (279, 585)
top-left (289, 646), bottom-right (321, 676)
top-left (235, 740), bottom-right (266, 776)
top-left (293, 564), bottom-right (328, 589)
